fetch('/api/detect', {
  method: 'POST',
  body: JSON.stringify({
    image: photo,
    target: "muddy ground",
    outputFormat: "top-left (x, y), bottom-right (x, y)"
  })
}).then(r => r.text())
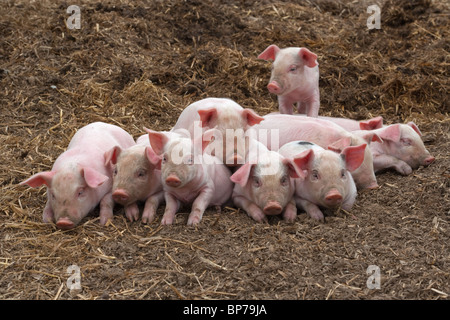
top-left (0, 0), bottom-right (449, 300)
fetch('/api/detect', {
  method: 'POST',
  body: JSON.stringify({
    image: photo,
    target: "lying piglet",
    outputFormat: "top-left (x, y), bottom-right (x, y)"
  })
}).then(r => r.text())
top-left (279, 141), bottom-right (365, 221)
top-left (147, 129), bottom-right (233, 226)
top-left (258, 44), bottom-right (320, 116)
top-left (230, 139), bottom-right (300, 223)
top-left (104, 134), bottom-right (164, 225)
top-left (319, 115), bottom-right (435, 175)
top-left (356, 124), bottom-right (434, 175)
top-left (21, 122), bottom-right (135, 229)
top-left (172, 97), bottom-right (264, 166)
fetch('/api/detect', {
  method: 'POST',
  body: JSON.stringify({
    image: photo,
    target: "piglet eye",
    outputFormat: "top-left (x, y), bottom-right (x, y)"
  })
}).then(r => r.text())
top-left (311, 170), bottom-right (319, 181)
top-left (289, 65), bottom-right (298, 72)
top-left (401, 138), bottom-right (412, 146)
top-left (113, 168), bottom-right (118, 176)
top-left (340, 169), bottom-right (346, 179)
top-left (162, 155), bottom-right (167, 163)
top-left (252, 176), bottom-right (262, 188)
top-left (137, 169), bottom-right (147, 178)
top-left (280, 175), bottom-right (289, 186)
top-left (78, 188), bottom-right (85, 197)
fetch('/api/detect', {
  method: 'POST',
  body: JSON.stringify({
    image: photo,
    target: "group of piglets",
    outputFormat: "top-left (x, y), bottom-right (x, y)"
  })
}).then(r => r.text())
top-left (21, 44), bottom-right (435, 229)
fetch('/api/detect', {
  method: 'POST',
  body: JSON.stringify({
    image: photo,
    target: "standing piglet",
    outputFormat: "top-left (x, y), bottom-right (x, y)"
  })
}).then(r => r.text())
top-left (147, 129), bottom-right (233, 226)
top-left (171, 97), bottom-right (264, 166)
top-left (230, 139), bottom-right (301, 223)
top-left (318, 115), bottom-right (435, 175)
top-left (258, 44), bottom-right (320, 117)
top-left (103, 134), bottom-right (164, 225)
top-left (20, 122), bottom-right (135, 229)
top-left (278, 141), bottom-right (365, 221)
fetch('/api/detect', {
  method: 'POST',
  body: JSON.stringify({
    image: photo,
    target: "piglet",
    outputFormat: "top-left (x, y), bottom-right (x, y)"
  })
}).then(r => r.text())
top-left (230, 139), bottom-right (300, 223)
top-left (252, 114), bottom-right (379, 190)
top-left (104, 134), bottom-right (164, 224)
top-left (319, 115), bottom-right (435, 175)
top-left (20, 122), bottom-right (135, 229)
top-left (278, 141), bottom-right (364, 221)
top-left (258, 44), bottom-right (320, 117)
top-left (171, 97), bottom-right (264, 166)
top-left (147, 129), bottom-right (233, 226)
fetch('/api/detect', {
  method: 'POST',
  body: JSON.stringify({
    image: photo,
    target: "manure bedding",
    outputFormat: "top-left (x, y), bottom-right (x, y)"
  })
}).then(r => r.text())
top-left (0, 0), bottom-right (448, 300)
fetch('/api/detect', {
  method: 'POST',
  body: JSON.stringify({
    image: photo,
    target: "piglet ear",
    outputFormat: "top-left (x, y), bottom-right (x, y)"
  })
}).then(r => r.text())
top-left (299, 48), bottom-right (318, 68)
top-left (198, 108), bottom-right (218, 128)
top-left (328, 137), bottom-right (352, 153)
top-left (145, 128), bottom-right (168, 155)
top-left (145, 146), bottom-right (162, 170)
top-left (341, 144), bottom-right (366, 172)
top-left (258, 44), bottom-right (280, 61)
top-left (351, 131), bottom-right (383, 145)
top-left (291, 149), bottom-right (314, 179)
top-left (20, 171), bottom-right (56, 188)
top-left (360, 116), bottom-right (383, 130)
top-left (363, 132), bottom-right (383, 144)
top-left (282, 158), bottom-right (301, 179)
top-left (81, 167), bottom-right (109, 188)
top-left (104, 146), bottom-right (122, 166)
top-left (242, 109), bottom-right (264, 127)
top-left (230, 162), bottom-right (253, 187)
top-left (407, 121), bottom-right (422, 136)
top-left (376, 124), bottom-right (401, 143)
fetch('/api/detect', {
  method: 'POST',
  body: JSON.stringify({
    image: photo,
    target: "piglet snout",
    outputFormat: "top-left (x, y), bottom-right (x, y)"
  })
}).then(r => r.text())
top-left (267, 81), bottom-right (282, 94)
top-left (263, 201), bottom-right (283, 215)
top-left (112, 189), bottom-right (130, 204)
top-left (324, 189), bottom-right (343, 207)
top-left (165, 174), bottom-right (182, 188)
top-left (56, 217), bottom-right (75, 230)
top-left (423, 155), bottom-right (435, 166)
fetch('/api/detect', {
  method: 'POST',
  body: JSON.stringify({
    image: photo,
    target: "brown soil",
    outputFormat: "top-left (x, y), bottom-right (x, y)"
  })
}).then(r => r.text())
top-left (0, 0), bottom-right (448, 300)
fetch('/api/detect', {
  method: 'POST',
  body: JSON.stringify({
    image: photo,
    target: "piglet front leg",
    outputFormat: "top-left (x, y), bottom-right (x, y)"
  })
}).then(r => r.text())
top-left (187, 187), bottom-right (214, 226)
top-left (161, 192), bottom-right (180, 225)
top-left (124, 203), bottom-right (140, 222)
top-left (296, 197), bottom-right (324, 222)
top-left (233, 195), bottom-right (267, 223)
top-left (141, 191), bottom-right (164, 224)
top-left (278, 96), bottom-right (295, 115)
top-left (302, 91), bottom-right (320, 118)
top-left (373, 154), bottom-right (412, 175)
top-left (282, 198), bottom-right (297, 223)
